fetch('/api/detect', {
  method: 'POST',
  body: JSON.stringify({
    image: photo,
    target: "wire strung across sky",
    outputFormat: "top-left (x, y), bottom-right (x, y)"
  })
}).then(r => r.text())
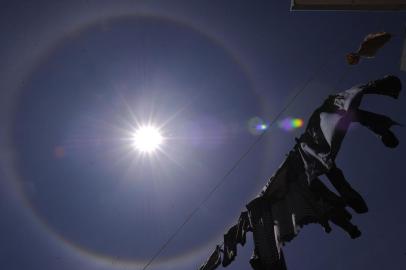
top-left (139, 48), bottom-right (351, 270)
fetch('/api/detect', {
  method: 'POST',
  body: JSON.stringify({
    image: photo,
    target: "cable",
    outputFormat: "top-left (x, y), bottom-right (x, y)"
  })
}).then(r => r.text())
top-left (139, 51), bottom-right (340, 270)
top-left (138, 21), bottom-right (369, 269)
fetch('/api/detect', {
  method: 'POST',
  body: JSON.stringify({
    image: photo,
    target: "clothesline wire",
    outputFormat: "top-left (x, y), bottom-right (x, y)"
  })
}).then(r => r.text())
top-left (139, 19), bottom-right (368, 268)
top-left (139, 47), bottom-right (350, 270)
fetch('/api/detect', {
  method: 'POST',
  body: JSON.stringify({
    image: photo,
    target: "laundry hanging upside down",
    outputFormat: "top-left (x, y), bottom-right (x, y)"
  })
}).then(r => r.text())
top-left (346, 32), bottom-right (392, 65)
top-left (199, 75), bottom-right (402, 270)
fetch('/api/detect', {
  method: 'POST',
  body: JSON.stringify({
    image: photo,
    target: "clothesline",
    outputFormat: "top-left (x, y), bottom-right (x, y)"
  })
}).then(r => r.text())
top-left (199, 74), bottom-right (402, 270)
top-left (140, 57), bottom-right (348, 270)
top-left (139, 28), bottom-right (359, 270)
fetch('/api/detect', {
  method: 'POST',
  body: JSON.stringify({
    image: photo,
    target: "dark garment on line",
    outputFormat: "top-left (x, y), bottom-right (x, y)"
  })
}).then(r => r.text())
top-left (236, 211), bottom-right (251, 246)
top-left (250, 248), bottom-right (287, 270)
top-left (222, 225), bottom-right (238, 267)
top-left (310, 177), bottom-right (361, 238)
top-left (198, 76), bottom-right (402, 270)
top-left (296, 75), bottom-right (401, 183)
top-left (326, 166), bottom-right (368, 214)
top-left (354, 109), bottom-right (400, 148)
top-left (199, 245), bottom-right (222, 270)
top-left (260, 152), bottom-right (329, 236)
top-left (247, 197), bottom-right (284, 269)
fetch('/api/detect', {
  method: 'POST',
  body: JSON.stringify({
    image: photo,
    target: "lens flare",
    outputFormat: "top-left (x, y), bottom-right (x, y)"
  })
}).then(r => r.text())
top-left (248, 116), bottom-right (268, 135)
top-left (258, 123), bottom-right (268, 130)
top-left (292, 118), bottom-right (304, 128)
top-left (278, 117), bottom-right (304, 131)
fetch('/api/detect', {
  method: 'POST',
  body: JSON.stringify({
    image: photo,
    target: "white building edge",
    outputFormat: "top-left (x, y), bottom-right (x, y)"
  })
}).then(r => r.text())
top-left (291, 0), bottom-right (406, 10)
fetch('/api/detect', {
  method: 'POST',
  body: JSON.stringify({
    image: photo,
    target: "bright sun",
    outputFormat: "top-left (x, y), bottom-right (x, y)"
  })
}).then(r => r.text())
top-left (132, 126), bottom-right (163, 153)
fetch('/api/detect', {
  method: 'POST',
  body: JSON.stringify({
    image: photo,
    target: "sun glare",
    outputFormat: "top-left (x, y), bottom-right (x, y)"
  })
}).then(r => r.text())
top-left (132, 126), bottom-right (163, 153)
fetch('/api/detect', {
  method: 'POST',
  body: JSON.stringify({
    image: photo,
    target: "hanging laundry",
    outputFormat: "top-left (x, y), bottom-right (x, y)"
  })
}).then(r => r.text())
top-left (310, 177), bottom-right (360, 238)
top-left (260, 152), bottom-right (330, 234)
top-left (222, 225), bottom-right (238, 267)
top-left (325, 166), bottom-right (367, 214)
top-left (250, 248), bottom-right (287, 270)
top-left (346, 32), bottom-right (392, 65)
top-left (198, 75), bottom-right (402, 270)
top-left (236, 211), bottom-right (251, 246)
top-left (247, 197), bottom-right (286, 269)
top-left (296, 75), bottom-right (401, 185)
top-left (199, 245), bottom-right (222, 270)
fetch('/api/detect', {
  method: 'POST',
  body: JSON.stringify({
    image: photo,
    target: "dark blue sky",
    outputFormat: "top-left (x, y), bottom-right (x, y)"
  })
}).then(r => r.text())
top-left (0, 1), bottom-right (405, 270)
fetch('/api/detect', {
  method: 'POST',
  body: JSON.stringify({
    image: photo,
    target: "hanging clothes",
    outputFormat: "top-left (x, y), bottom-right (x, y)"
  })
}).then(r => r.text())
top-left (296, 75), bottom-right (401, 183)
top-left (310, 177), bottom-right (360, 238)
top-left (250, 248), bottom-right (287, 270)
top-left (222, 225), bottom-right (238, 267)
top-left (199, 245), bottom-right (222, 270)
top-left (236, 211), bottom-right (251, 246)
top-left (325, 166), bottom-right (368, 214)
top-left (354, 109), bottom-right (400, 148)
top-left (247, 197), bottom-right (285, 269)
top-left (260, 151), bottom-right (330, 235)
top-left (346, 32), bottom-right (392, 65)
top-left (198, 75), bottom-right (402, 270)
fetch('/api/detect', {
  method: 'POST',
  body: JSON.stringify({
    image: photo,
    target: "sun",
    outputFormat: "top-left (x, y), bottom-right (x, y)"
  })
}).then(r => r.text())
top-left (131, 126), bottom-right (163, 153)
